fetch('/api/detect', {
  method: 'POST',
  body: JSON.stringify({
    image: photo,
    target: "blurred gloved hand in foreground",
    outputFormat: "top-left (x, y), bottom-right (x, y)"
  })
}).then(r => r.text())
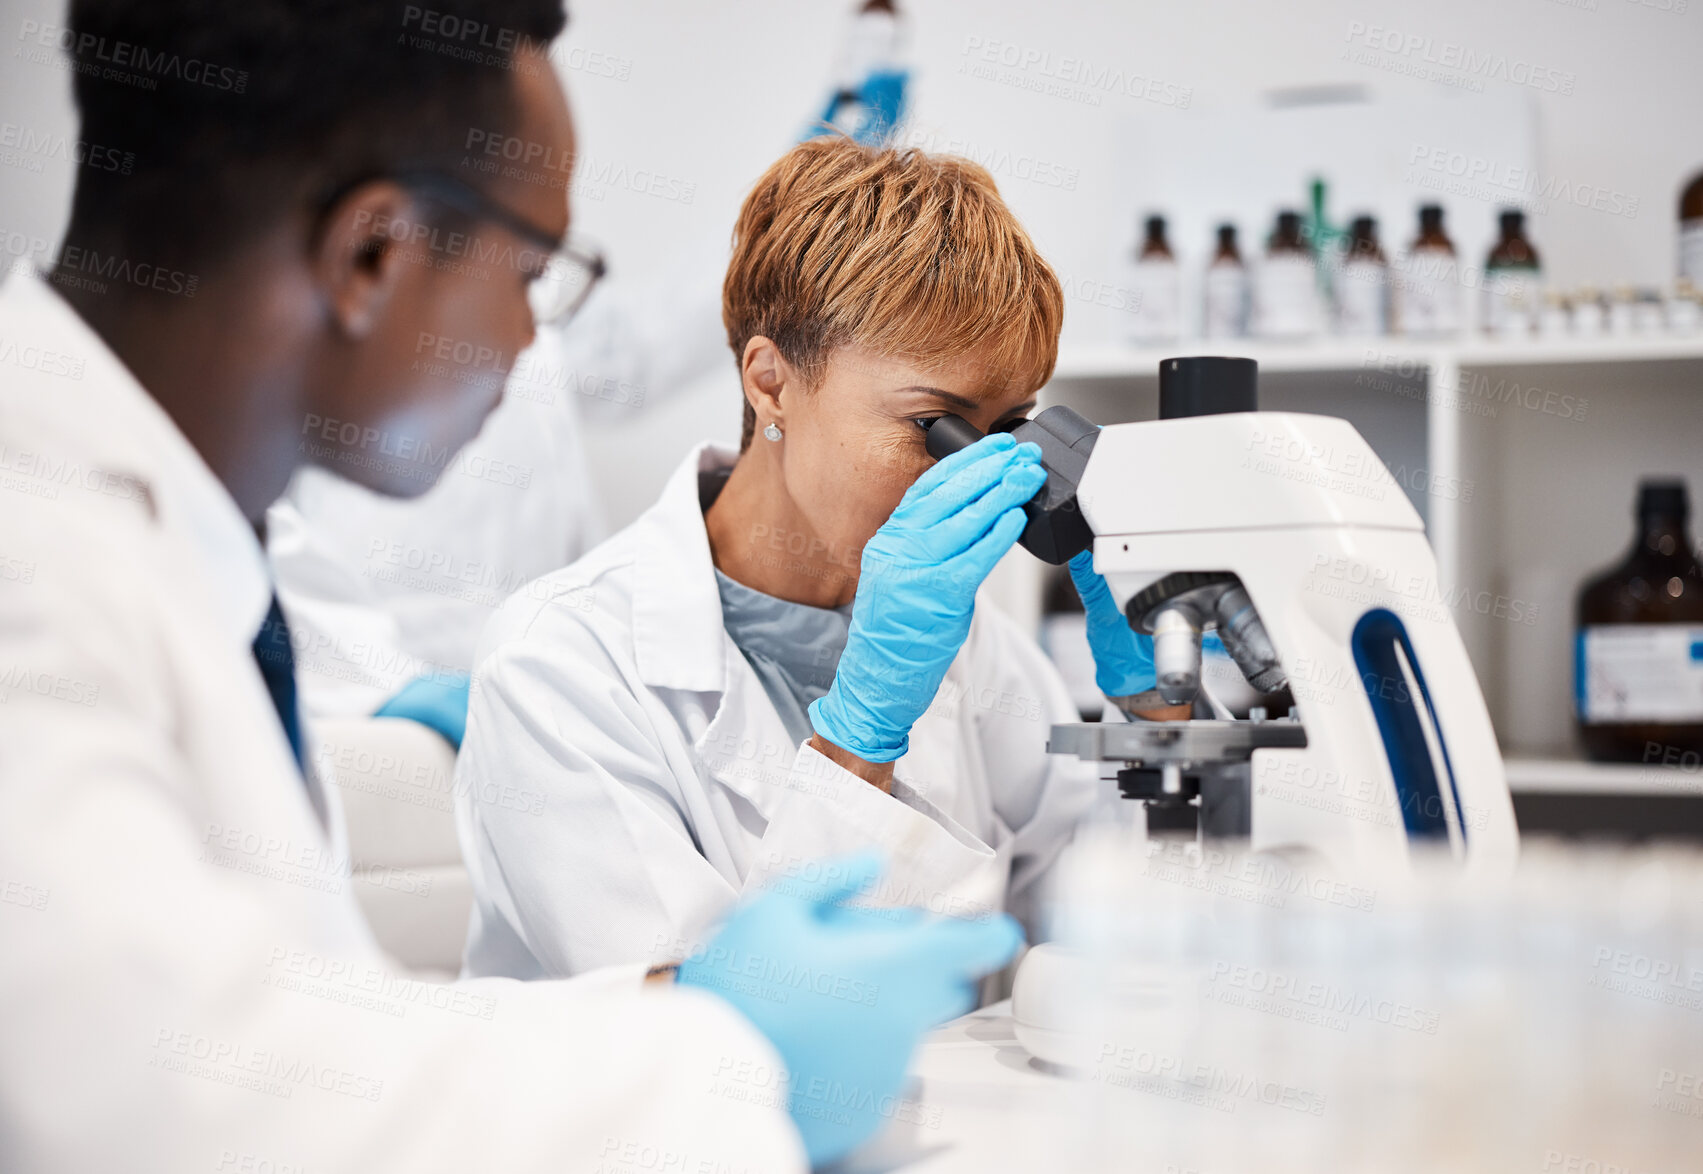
top-left (810, 434), bottom-right (1047, 763)
top-left (678, 852), bottom-right (1022, 1166)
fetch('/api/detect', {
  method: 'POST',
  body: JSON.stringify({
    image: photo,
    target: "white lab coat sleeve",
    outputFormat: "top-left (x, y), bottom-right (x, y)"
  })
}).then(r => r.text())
top-left (0, 548), bottom-right (804, 1174)
top-left (737, 613), bottom-right (1099, 926)
top-left (739, 741), bottom-right (1015, 920)
top-left (457, 618), bottom-right (743, 977)
top-left (968, 606), bottom-right (1102, 917)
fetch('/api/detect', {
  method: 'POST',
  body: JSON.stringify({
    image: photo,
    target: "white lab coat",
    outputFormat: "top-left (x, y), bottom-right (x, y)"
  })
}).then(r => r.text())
top-left (0, 274), bottom-right (803, 1174)
top-left (266, 266), bottom-right (731, 720)
top-left (456, 443), bottom-right (1098, 980)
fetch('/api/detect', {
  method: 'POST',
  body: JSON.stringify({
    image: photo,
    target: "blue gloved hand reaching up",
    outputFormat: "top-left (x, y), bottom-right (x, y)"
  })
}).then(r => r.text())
top-left (810, 434), bottom-right (1047, 763)
top-left (679, 852), bottom-right (1022, 1166)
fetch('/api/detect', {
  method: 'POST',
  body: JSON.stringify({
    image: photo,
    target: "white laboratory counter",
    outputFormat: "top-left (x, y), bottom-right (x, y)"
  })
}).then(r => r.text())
top-left (840, 1001), bottom-right (1074, 1174)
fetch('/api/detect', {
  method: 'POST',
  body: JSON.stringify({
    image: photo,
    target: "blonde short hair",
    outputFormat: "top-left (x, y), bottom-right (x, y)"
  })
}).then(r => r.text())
top-left (723, 136), bottom-right (1064, 450)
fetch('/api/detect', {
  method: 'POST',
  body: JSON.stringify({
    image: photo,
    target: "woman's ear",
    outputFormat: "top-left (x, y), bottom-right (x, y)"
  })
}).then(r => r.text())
top-left (740, 336), bottom-right (794, 432)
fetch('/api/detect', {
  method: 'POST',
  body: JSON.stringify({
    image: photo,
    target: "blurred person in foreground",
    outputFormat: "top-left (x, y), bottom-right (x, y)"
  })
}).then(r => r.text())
top-left (0, 2), bottom-right (1016, 1170)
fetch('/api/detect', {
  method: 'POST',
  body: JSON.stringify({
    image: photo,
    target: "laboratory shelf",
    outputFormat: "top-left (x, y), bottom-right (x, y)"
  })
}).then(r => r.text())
top-left (1051, 335), bottom-right (1703, 381)
top-left (1452, 336), bottom-right (1703, 367)
top-left (1503, 755), bottom-right (1703, 797)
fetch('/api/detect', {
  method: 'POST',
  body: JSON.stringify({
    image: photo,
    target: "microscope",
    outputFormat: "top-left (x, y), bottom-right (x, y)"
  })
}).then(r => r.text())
top-left (927, 356), bottom-right (1519, 1071)
top-left (926, 356), bottom-right (1518, 873)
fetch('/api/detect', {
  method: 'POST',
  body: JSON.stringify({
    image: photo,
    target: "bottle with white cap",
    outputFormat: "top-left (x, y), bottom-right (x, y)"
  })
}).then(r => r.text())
top-left (1482, 209), bottom-right (1542, 338)
top-left (1202, 223), bottom-right (1248, 339)
top-left (1335, 215), bottom-right (1389, 337)
top-left (1397, 204), bottom-right (1461, 338)
top-left (1126, 214), bottom-right (1181, 344)
top-left (1253, 210), bottom-right (1322, 339)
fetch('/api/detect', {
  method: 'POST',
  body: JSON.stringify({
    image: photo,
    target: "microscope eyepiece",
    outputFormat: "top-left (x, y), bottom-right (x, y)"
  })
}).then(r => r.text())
top-left (920, 413), bottom-right (987, 461)
top-left (922, 406), bottom-right (1100, 564)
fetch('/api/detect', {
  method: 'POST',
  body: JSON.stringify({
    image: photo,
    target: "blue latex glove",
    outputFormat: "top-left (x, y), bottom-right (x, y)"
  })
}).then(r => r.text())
top-left (809, 435), bottom-right (1047, 762)
top-left (679, 853), bottom-right (1022, 1166)
top-left (1067, 551), bottom-right (1158, 697)
top-left (808, 68), bottom-right (910, 146)
top-left (852, 69), bottom-right (908, 144)
top-left (1067, 553), bottom-right (1228, 698)
top-left (373, 672), bottom-right (470, 749)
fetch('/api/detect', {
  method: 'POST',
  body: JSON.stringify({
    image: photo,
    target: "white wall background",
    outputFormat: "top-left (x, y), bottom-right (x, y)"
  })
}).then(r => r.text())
top-left (569, 0), bottom-right (1702, 299)
top-left (4, 0), bottom-right (1701, 522)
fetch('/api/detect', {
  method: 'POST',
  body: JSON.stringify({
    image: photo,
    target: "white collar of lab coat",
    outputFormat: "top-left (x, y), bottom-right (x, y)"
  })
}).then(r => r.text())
top-left (1, 271), bottom-right (272, 654)
top-left (630, 442), bottom-right (740, 693)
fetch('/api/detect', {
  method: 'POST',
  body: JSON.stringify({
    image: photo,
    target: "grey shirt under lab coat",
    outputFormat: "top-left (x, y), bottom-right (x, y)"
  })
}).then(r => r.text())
top-left (713, 568), bottom-right (851, 751)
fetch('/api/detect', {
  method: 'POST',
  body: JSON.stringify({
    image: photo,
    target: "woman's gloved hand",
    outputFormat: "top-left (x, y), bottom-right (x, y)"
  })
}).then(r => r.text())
top-left (809, 434), bottom-right (1047, 763)
top-left (1068, 552), bottom-right (1227, 700)
top-left (1067, 551), bottom-right (1158, 697)
top-left (678, 853), bottom-right (1022, 1166)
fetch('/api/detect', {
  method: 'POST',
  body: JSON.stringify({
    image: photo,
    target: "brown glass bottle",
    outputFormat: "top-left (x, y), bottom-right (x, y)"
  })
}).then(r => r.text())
top-left (1346, 216), bottom-right (1385, 262)
top-left (1413, 204), bottom-right (1455, 254)
top-left (1337, 216), bottom-right (1388, 336)
top-left (1139, 215), bottom-right (1175, 261)
top-left (1681, 169), bottom-right (1703, 285)
top-left (1576, 480), bottom-right (1703, 762)
top-left (1483, 209), bottom-right (1542, 336)
top-left (1401, 205), bottom-right (1460, 336)
top-left (1487, 209), bottom-right (1540, 270)
top-left (1268, 210), bottom-right (1310, 256)
top-left (1212, 223), bottom-right (1242, 265)
top-left (1129, 215), bottom-right (1180, 343)
top-left (1203, 224), bottom-right (1248, 339)
top-left (1254, 211), bottom-right (1321, 338)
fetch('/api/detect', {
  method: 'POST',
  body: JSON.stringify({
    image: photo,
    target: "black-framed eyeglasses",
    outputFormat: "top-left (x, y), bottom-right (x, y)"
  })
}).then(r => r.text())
top-left (319, 169), bottom-right (607, 327)
top-left (527, 236), bottom-right (608, 327)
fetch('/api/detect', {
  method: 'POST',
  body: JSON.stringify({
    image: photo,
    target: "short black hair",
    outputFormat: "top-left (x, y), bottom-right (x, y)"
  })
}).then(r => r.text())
top-left (60, 0), bottom-right (567, 274)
